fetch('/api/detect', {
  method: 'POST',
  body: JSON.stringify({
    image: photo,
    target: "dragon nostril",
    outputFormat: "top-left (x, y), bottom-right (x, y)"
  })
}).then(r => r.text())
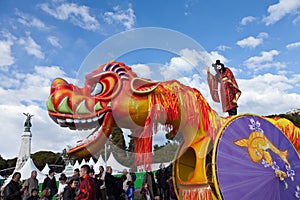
top-left (50, 78), bottom-right (69, 94)
top-left (51, 78), bottom-right (68, 88)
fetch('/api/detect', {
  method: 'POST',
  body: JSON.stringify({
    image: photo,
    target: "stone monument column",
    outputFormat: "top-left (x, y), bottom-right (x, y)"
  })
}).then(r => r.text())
top-left (15, 113), bottom-right (33, 170)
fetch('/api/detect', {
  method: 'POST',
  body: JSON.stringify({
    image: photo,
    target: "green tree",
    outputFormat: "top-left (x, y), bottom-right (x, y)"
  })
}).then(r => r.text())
top-left (111, 126), bottom-right (126, 150)
top-left (127, 135), bottom-right (134, 152)
top-left (32, 151), bottom-right (64, 171)
top-left (0, 155), bottom-right (8, 170)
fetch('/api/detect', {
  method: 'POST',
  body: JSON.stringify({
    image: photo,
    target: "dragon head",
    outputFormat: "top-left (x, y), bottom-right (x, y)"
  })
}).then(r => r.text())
top-left (46, 61), bottom-right (160, 158)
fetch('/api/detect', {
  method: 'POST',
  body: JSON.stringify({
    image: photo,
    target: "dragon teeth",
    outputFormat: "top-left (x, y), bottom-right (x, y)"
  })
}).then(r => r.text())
top-left (66, 118), bottom-right (73, 123)
top-left (57, 118), bottom-right (66, 123)
top-left (65, 113), bottom-right (105, 125)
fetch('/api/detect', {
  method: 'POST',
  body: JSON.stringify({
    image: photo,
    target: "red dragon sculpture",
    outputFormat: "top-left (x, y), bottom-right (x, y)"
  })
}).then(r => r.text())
top-left (47, 61), bottom-right (300, 199)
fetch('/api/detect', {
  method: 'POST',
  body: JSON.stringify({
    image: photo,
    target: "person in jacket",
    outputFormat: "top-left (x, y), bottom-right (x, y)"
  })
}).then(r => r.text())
top-left (97, 166), bottom-right (106, 200)
top-left (62, 178), bottom-right (78, 200)
top-left (126, 181), bottom-right (135, 200)
top-left (3, 172), bottom-right (25, 200)
top-left (42, 169), bottom-right (58, 199)
top-left (26, 188), bottom-right (39, 200)
top-left (156, 163), bottom-right (170, 200)
top-left (22, 170), bottom-right (39, 200)
top-left (75, 164), bottom-right (96, 200)
top-left (105, 166), bottom-right (119, 200)
top-left (143, 167), bottom-right (157, 200)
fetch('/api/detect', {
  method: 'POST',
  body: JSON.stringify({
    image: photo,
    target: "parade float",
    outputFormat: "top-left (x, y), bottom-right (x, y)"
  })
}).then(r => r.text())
top-left (47, 61), bottom-right (300, 199)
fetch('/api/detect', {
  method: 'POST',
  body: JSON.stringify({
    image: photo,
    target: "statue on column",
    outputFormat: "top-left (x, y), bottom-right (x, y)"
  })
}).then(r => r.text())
top-left (23, 113), bottom-right (34, 132)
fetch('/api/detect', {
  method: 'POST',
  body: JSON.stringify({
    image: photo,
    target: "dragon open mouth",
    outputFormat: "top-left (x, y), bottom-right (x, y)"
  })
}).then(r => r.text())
top-left (49, 111), bottom-right (114, 158)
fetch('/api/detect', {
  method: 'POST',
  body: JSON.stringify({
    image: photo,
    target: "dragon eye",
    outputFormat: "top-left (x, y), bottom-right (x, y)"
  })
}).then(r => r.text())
top-left (90, 83), bottom-right (103, 96)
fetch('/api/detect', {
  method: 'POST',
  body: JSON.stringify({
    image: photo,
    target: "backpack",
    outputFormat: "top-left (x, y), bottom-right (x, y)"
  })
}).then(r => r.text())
top-left (130, 172), bottom-right (136, 183)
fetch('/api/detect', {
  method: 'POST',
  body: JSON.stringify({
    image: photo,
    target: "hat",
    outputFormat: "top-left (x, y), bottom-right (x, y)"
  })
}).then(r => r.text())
top-left (214, 60), bottom-right (224, 68)
top-left (215, 60), bottom-right (222, 65)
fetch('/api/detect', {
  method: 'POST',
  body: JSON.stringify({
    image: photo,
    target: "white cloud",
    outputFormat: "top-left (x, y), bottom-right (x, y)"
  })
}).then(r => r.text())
top-left (15, 9), bottom-right (47, 29)
top-left (0, 35), bottom-right (15, 70)
top-left (103, 5), bottom-right (136, 30)
top-left (40, 2), bottom-right (100, 31)
top-left (286, 41), bottom-right (300, 49)
top-left (263, 0), bottom-right (300, 26)
top-left (47, 36), bottom-right (62, 48)
top-left (240, 16), bottom-right (256, 25)
top-left (216, 45), bottom-right (231, 51)
top-left (237, 32), bottom-right (268, 48)
top-left (0, 74), bottom-right (20, 89)
top-left (243, 50), bottom-right (286, 70)
top-left (130, 64), bottom-right (152, 78)
top-left (18, 33), bottom-right (44, 59)
top-left (238, 73), bottom-right (300, 115)
top-left (157, 49), bottom-right (210, 80)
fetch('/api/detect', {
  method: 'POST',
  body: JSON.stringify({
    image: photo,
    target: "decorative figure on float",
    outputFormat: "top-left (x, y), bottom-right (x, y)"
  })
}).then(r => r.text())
top-left (207, 60), bottom-right (241, 116)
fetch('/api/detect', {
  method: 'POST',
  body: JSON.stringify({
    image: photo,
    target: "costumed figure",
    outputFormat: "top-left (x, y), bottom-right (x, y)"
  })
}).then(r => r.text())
top-left (207, 60), bottom-right (241, 116)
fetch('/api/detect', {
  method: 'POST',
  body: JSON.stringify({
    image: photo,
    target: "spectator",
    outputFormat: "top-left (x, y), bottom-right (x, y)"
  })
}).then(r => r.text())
top-left (122, 169), bottom-right (132, 191)
top-left (140, 182), bottom-right (151, 200)
top-left (62, 178), bottom-right (77, 200)
top-left (40, 188), bottom-right (51, 200)
top-left (42, 169), bottom-right (58, 200)
top-left (22, 170), bottom-right (39, 200)
top-left (156, 163), bottom-right (170, 200)
top-left (57, 174), bottom-right (68, 199)
top-left (167, 178), bottom-right (177, 200)
top-left (97, 166), bottom-right (106, 200)
top-left (75, 164), bottom-right (96, 200)
top-left (126, 181), bottom-right (135, 200)
top-left (72, 168), bottom-right (80, 181)
top-left (26, 188), bottom-right (39, 200)
top-left (118, 175), bottom-right (127, 200)
top-left (3, 172), bottom-right (25, 200)
top-left (105, 166), bottom-right (119, 200)
top-left (72, 168), bottom-right (80, 195)
top-left (129, 169), bottom-right (136, 184)
top-left (143, 167), bottom-right (157, 200)
top-left (89, 168), bottom-right (101, 200)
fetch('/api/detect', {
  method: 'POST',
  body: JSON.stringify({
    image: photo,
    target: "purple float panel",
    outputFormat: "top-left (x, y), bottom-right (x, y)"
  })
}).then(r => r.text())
top-left (215, 115), bottom-right (300, 200)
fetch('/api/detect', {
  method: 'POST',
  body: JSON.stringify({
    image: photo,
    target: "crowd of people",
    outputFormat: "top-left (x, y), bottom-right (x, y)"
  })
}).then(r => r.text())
top-left (1, 162), bottom-right (177, 200)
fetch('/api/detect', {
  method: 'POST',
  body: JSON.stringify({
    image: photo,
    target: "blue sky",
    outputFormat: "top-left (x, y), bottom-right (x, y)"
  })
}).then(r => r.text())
top-left (0, 0), bottom-right (300, 159)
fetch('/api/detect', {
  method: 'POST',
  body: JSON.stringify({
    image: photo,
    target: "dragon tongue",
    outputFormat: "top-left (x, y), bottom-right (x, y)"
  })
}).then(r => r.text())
top-left (67, 112), bottom-right (114, 158)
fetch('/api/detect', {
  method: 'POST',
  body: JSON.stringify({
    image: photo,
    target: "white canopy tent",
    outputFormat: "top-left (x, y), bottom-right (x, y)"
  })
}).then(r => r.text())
top-left (15, 158), bottom-right (46, 183)
top-left (94, 155), bottom-right (106, 174)
top-left (88, 157), bottom-right (96, 167)
top-left (62, 163), bottom-right (74, 177)
top-left (80, 158), bottom-right (87, 167)
top-left (106, 153), bottom-right (130, 174)
top-left (41, 163), bottom-right (51, 175)
top-left (73, 160), bottom-right (80, 170)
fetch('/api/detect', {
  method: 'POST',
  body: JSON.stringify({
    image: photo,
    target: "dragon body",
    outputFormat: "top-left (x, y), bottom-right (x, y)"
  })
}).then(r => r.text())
top-left (47, 61), bottom-right (300, 199)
